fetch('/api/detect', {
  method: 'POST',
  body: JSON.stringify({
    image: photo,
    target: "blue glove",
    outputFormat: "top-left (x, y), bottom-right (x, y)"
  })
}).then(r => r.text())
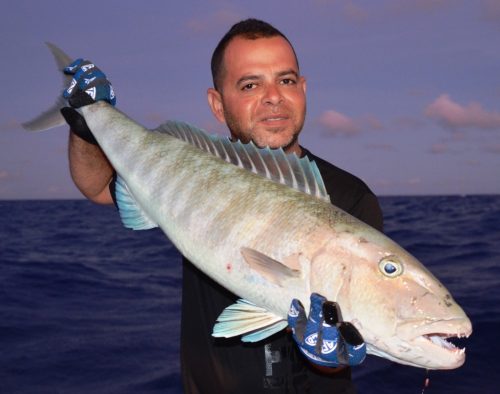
top-left (288, 293), bottom-right (366, 367)
top-left (61, 58), bottom-right (116, 145)
top-left (63, 58), bottom-right (116, 107)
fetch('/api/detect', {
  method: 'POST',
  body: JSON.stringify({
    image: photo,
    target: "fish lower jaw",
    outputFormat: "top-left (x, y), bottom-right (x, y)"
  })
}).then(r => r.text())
top-left (393, 317), bottom-right (472, 368)
top-left (417, 319), bottom-right (472, 357)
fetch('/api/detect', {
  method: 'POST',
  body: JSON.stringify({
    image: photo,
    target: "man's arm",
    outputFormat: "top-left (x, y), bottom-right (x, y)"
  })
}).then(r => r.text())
top-left (62, 58), bottom-right (117, 205)
top-left (68, 131), bottom-right (114, 205)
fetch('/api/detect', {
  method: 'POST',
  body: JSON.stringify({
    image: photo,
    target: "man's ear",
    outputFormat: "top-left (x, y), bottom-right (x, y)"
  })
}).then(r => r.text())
top-left (207, 88), bottom-right (226, 124)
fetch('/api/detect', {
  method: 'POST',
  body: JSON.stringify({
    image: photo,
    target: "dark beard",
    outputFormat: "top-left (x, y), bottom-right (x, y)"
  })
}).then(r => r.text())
top-left (229, 131), bottom-right (299, 153)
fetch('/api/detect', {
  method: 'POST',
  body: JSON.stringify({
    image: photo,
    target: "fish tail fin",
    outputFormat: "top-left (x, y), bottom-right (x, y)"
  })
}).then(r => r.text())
top-left (22, 42), bottom-right (74, 132)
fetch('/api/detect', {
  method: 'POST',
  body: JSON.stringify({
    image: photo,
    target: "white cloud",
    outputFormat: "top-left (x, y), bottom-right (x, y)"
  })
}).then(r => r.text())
top-left (425, 94), bottom-right (500, 131)
top-left (319, 110), bottom-right (360, 136)
top-left (318, 109), bottom-right (388, 136)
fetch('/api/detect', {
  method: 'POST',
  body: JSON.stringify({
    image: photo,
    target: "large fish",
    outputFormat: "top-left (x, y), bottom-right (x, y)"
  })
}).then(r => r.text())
top-left (24, 43), bottom-right (472, 370)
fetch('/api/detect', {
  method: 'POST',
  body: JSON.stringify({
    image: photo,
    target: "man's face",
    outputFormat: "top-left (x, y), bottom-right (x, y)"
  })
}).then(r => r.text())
top-left (208, 36), bottom-right (307, 154)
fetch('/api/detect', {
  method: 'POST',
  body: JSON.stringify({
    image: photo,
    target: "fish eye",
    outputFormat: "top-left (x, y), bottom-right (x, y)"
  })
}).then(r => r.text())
top-left (378, 256), bottom-right (403, 278)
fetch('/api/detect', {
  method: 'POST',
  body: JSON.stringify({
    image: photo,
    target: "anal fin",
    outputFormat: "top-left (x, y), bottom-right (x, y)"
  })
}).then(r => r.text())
top-left (212, 299), bottom-right (287, 343)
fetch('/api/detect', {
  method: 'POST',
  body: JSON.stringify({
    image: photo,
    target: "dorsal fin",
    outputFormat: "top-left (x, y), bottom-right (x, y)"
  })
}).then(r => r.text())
top-left (154, 120), bottom-right (330, 201)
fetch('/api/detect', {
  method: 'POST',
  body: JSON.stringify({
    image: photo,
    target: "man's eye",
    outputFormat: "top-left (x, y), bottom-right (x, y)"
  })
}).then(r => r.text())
top-left (281, 78), bottom-right (296, 85)
top-left (242, 83), bottom-right (256, 90)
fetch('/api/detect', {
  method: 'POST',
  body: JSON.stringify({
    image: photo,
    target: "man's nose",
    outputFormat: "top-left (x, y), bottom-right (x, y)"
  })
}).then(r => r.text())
top-left (262, 84), bottom-right (283, 106)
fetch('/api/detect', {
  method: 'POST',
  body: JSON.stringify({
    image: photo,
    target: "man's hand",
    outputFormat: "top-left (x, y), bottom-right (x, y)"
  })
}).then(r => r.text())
top-left (63, 59), bottom-right (116, 107)
top-left (61, 59), bottom-right (116, 145)
top-left (288, 293), bottom-right (366, 367)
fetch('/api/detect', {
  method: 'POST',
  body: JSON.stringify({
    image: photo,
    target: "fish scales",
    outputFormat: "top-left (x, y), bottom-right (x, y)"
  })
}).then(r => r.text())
top-left (81, 103), bottom-right (320, 312)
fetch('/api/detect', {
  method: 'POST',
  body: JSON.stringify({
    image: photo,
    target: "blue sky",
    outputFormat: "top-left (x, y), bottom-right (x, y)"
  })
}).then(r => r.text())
top-left (1, 0), bottom-right (499, 199)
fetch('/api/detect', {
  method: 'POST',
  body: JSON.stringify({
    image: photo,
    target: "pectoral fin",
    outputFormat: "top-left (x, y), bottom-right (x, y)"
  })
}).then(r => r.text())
top-left (212, 299), bottom-right (287, 342)
top-left (241, 247), bottom-right (301, 287)
top-left (115, 175), bottom-right (158, 230)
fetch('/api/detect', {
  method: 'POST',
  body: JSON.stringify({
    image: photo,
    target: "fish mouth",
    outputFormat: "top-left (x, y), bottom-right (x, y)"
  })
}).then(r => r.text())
top-left (395, 318), bottom-right (472, 369)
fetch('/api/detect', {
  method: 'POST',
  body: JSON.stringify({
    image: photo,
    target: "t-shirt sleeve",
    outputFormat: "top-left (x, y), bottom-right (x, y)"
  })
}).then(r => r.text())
top-left (109, 171), bottom-right (118, 209)
top-left (350, 193), bottom-right (384, 232)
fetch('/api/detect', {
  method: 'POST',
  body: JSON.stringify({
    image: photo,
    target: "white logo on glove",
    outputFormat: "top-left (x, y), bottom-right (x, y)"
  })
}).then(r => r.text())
top-left (66, 79), bottom-right (77, 94)
top-left (305, 333), bottom-right (318, 347)
top-left (321, 339), bottom-right (337, 354)
top-left (81, 63), bottom-right (95, 72)
top-left (288, 304), bottom-right (299, 318)
top-left (110, 86), bottom-right (115, 100)
top-left (84, 77), bottom-right (96, 85)
top-left (85, 86), bottom-right (96, 99)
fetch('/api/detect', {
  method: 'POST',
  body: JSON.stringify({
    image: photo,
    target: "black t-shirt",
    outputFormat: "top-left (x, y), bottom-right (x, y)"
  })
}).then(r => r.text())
top-left (179, 147), bottom-right (383, 394)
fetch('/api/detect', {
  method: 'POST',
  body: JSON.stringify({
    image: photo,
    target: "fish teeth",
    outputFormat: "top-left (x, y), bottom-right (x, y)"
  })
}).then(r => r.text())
top-left (423, 333), bottom-right (468, 353)
top-left (428, 335), bottom-right (456, 350)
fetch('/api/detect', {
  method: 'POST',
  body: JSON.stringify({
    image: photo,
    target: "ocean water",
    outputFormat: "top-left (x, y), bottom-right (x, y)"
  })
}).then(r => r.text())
top-left (0, 196), bottom-right (499, 393)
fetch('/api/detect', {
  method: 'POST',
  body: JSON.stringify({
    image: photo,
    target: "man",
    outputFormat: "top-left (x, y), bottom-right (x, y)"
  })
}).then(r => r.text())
top-left (63, 19), bottom-right (383, 393)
